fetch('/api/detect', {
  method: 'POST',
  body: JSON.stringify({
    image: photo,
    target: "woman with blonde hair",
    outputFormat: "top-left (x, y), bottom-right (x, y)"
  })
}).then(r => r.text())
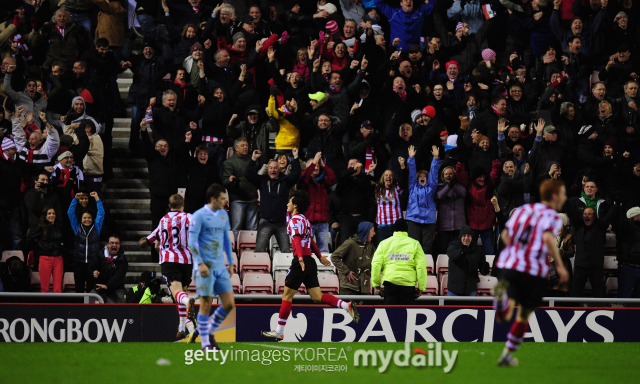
top-left (374, 161), bottom-right (407, 243)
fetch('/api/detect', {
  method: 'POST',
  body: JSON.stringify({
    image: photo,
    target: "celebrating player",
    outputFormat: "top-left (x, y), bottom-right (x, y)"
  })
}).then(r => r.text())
top-left (188, 184), bottom-right (235, 350)
top-left (139, 194), bottom-right (195, 339)
top-left (492, 179), bottom-right (570, 366)
top-left (262, 190), bottom-right (359, 341)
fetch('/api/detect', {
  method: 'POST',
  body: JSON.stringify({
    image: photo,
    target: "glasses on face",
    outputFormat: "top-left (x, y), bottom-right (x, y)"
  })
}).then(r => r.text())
top-left (157, 144), bottom-right (169, 149)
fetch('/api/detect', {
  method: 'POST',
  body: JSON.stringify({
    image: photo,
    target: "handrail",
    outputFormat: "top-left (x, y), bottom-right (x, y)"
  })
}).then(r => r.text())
top-left (0, 292), bottom-right (104, 304)
top-left (232, 294), bottom-right (640, 307)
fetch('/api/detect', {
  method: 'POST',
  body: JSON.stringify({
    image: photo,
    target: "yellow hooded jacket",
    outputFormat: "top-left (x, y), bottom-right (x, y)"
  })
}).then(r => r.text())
top-left (371, 232), bottom-right (427, 291)
top-left (268, 95), bottom-right (300, 150)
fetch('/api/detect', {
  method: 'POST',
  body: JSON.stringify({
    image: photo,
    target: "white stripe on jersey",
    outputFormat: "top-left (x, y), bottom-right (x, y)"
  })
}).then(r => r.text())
top-left (496, 203), bottom-right (563, 278)
top-left (287, 214), bottom-right (312, 253)
top-left (376, 185), bottom-right (403, 226)
top-left (148, 211), bottom-right (193, 264)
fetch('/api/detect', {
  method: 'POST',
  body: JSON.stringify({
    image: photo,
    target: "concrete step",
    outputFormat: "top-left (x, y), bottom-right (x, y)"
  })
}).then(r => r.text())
top-left (106, 199), bottom-right (150, 209)
top-left (114, 118), bottom-right (131, 128)
top-left (104, 189), bottom-right (151, 199)
top-left (123, 251), bottom-right (151, 263)
top-left (118, 69), bottom-right (134, 79)
top-left (121, 230), bottom-right (152, 237)
top-left (105, 178), bottom-right (149, 188)
top-left (117, 78), bottom-right (133, 87)
top-left (114, 219), bottom-right (153, 230)
top-left (113, 137), bottom-right (130, 149)
top-left (128, 262), bottom-right (161, 272)
top-left (112, 127), bottom-right (153, 139)
top-left (110, 209), bottom-right (151, 220)
top-left (113, 167), bottom-right (149, 178)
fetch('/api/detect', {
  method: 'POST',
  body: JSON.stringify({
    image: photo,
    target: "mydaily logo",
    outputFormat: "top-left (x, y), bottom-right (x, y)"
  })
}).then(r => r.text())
top-left (0, 318), bottom-right (130, 342)
top-left (354, 342), bottom-right (458, 373)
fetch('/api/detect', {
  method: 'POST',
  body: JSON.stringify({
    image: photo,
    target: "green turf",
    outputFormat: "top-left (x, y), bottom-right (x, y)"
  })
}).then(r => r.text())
top-left (1, 342), bottom-right (639, 384)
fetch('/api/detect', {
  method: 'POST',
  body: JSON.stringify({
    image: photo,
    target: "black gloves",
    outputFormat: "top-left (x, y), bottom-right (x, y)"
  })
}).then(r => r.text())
top-left (269, 85), bottom-right (277, 97)
top-left (480, 261), bottom-right (490, 276)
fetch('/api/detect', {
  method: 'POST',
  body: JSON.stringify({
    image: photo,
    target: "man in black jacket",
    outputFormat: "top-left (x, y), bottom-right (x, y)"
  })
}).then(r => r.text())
top-left (89, 234), bottom-right (128, 303)
top-left (613, 205), bottom-right (640, 298)
top-left (150, 90), bottom-right (205, 151)
top-left (335, 158), bottom-right (375, 246)
top-left (447, 225), bottom-right (490, 296)
top-left (140, 122), bottom-right (186, 262)
top-left (245, 148), bottom-right (301, 253)
top-left (570, 206), bottom-right (617, 297)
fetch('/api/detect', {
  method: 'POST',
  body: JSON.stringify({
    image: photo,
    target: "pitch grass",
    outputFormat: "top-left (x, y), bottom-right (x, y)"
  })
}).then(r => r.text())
top-left (1, 342), bottom-right (639, 384)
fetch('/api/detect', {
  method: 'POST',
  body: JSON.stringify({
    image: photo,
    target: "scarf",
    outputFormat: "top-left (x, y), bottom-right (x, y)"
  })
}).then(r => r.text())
top-left (280, 105), bottom-right (292, 115)
top-left (329, 84), bottom-right (340, 93)
top-left (193, 6), bottom-right (200, 13)
top-left (104, 248), bottom-right (118, 264)
top-left (364, 133), bottom-right (375, 176)
top-left (12, 34), bottom-right (32, 62)
top-left (56, 25), bottom-right (65, 38)
top-left (174, 79), bottom-right (187, 100)
top-left (581, 191), bottom-right (598, 209)
top-left (491, 105), bottom-right (501, 116)
top-left (1, 152), bottom-right (13, 162)
top-left (394, 89), bottom-right (406, 101)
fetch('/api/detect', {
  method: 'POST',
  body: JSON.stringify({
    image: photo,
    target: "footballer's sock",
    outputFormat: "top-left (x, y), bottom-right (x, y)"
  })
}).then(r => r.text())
top-left (504, 320), bottom-right (528, 354)
top-left (185, 319), bottom-right (194, 333)
top-left (210, 306), bottom-right (229, 333)
top-left (175, 291), bottom-right (190, 307)
top-left (321, 294), bottom-right (349, 310)
top-left (198, 313), bottom-right (211, 348)
top-left (275, 300), bottom-right (292, 335)
top-left (178, 305), bottom-right (187, 332)
top-left (493, 294), bottom-right (510, 321)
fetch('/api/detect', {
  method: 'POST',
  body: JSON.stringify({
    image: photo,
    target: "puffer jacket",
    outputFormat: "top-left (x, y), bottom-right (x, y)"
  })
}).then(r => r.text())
top-left (331, 234), bottom-right (375, 293)
top-left (456, 160), bottom-right (501, 231)
top-left (68, 198), bottom-right (105, 264)
top-left (298, 163), bottom-right (337, 224)
top-left (371, 231), bottom-right (427, 290)
top-left (406, 157), bottom-right (441, 224)
top-left (436, 178), bottom-right (467, 232)
top-left (447, 226), bottom-right (489, 295)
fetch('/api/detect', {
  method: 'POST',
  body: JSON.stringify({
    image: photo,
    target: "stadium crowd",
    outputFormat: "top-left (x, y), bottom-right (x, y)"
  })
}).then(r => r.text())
top-left (0, 0), bottom-right (639, 301)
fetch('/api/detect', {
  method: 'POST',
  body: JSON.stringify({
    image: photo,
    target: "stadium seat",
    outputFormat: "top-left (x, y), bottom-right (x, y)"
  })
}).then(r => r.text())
top-left (62, 272), bottom-right (75, 293)
top-left (242, 273), bottom-right (274, 294)
top-left (476, 276), bottom-right (498, 296)
top-left (603, 256), bottom-right (618, 276)
top-left (440, 274), bottom-right (448, 295)
top-left (485, 255), bottom-right (495, 272)
top-left (314, 254), bottom-right (336, 274)
top-left (583, 281), bottom-right (593, 297)
top-left (422, 275), bottom-right (438, 296)
top-left (425, 254), bottom-right (434, 275)
top-left (228, 230), bottom-right (236, 251)
top-left (274, 272), bottom-right (306, 294)
top-left (1, 250), bottom-right (24, 263)
top-left (231, 274), bottom-right (241, 294)
top-left (224, 252), bottom-right (239, 274)
top-left (605, 277), bottom-right (618, 297)
top-left (436, 254), bottom-right (449, 275)
top-left (269, 235), bottom-right (279, 257)
top-left (272, 252), bottom-right (293, 277)
top-left (239, 251), bottom-right (271, 278)
top-left (237, 230), bottom-right (257, 257)
top-left (605, 232), bottom-right (616, 251)
top-left (30, 272), bottom-right (58, 292)
top-left (318, 274), bottom-right (340, 294)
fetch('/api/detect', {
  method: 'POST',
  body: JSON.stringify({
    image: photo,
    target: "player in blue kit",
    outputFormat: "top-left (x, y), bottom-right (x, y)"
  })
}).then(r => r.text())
top-left (187, 184), bottom-right (235, 350)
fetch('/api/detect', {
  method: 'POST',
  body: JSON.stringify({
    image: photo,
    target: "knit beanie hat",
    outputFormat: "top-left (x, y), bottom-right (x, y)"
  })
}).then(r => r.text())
top-left (604, 137), bottom-right (618, 151)
top-left (392, 218), bottom-right (408, 233)
top-left (455, 22), bottom-right (464, 31)
top-left (411, 109), bottom-right (422, 122)
top-left (190, 42), bottom-right (203, 54)
top-left (1, 137), bottom-right (16, 151)
top-left (232, 32), bottom-right (244, 45)
top-left (357, 221), bottom-right (374, 243)
top-left (421, 105), bottom-right (436, 118)
top-left (482, 48), bottom-right (496, 62)
top-left (627, 207), bottom-right (640, 219)
top-left (326, 20), bottom-right (339, 34)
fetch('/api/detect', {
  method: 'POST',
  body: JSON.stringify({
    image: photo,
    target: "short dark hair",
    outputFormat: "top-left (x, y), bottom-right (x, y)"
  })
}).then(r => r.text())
top-left (492, 96), bottom-right (506, 106)
top-left (567, 35), bottom-right (580, 45)
top-left (206, 183), bottom-right (226, 203)
top-left (108, 233), bottom-right (121, 243)
top-left (329, 71), bottom-right (341, 79)
top-left (96, 38), bottom-right (109, 48)
top-left (290, 190), bottom-right (310, 214)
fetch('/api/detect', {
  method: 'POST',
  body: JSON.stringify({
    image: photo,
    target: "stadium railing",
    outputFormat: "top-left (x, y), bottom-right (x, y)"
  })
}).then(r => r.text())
top-left (0, 292), bottom-right (104, 304)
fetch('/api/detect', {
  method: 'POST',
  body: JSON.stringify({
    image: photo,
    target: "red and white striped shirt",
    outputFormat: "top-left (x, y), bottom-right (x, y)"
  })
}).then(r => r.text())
top-left (287, 213), bottom-right (312, 255)
top-left (147, 211), bottom-right (193, 264)
top-left (376, 185), bottom-right (403, 226)
top-left (496, 203), bottom-right (563, 278)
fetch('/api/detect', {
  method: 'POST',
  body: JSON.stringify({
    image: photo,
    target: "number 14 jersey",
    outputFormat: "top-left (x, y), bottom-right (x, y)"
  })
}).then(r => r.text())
top-left (496, 203), bottom-right (563, 278)
top-left (147, 211), bottom-right (193, 264)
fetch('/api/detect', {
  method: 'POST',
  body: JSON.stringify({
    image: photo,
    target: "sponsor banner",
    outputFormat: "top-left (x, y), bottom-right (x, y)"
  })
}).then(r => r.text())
top-left (236, 305), bottom-right (640, 342)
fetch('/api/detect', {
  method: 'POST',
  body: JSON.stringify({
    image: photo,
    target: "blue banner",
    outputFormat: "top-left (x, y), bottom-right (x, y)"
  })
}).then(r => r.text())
top-left (236, 305), bottom-right (640, 342)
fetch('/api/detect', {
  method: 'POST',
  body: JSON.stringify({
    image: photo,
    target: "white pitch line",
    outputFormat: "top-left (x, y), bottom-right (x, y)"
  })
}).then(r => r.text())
top-left (244, 342), bottom-right (299, 351)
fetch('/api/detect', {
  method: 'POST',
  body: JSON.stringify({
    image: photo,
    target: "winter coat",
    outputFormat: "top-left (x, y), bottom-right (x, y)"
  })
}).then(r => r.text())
top-left (374, 0), bottom-right (435, 50)
top-left (245, 158), bottom-right (301, 223)
top-left (331, 234), bottom-right (375, 292)
top-left (89, 246), bottom-right (128, 292)
top-left (447, 0), bottom-right (485, 34)
top-left (298, 163), bottom-right (337, 224)
top-left (13, 119), bottom-right (60, 165)
top-left (268, 95), bottom-right (300, 150)
top-left (565, 194), bottom-right (610, 222)
top-left (306, 115), bottom-right (346, 172)
top-left (36, 22), bottom-right (89, 70)
top-left (68, 198), bottom-right (105, 264)
top-left (202, 98), bottom-right (233, 140)
top-left (406, 157), bottom-right (441, 225)
top-left (122, 40), bottom-right (172, 105)
top-left (456, 160), bottom-right (501, 230)
top-left (222, 152), bottom-right (258, 203)
top-left (27, 222), bottom-right (64, 258)
top-left (336, 167), bottom-right (374, 216)
top-left (91, 0), bottom-right (127, 47)
top-left (142, 130), bottom-right (186, 197)
top-left (0, 155), bottom-right (23, 208)
top-left (614, 210), bottom-right (640, 265)
top-left (24, 186), bottom-right (63, 231)
top-left (496, 172), bottom-right (532, 215)
top-left (447, 232), bottom-right (489, 295)
top-left (371, 232), bottom-right (427, 290)
top-left (151, 105), bottom-right (203, 151)
top-left (226, 106), bottom-right (275, 169)
top-left (436, 180), bottom-right (467, 231)
top-left (573, 206), bottom-right (617, 269)
top-left (3, 73), bottom-right (48, 128)
top-left (184, 147), bottom-right (221, 213)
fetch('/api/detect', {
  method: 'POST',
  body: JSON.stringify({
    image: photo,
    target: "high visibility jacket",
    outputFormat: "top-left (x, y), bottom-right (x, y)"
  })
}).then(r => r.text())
top-left (371, 232), bottom-right (427, 291)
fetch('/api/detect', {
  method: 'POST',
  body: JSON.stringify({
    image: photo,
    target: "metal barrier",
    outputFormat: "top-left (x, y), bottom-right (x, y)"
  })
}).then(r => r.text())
top-left (233, 294), bottom-right (640, 307)
top-left (0, 292), bottom-right (104, 304)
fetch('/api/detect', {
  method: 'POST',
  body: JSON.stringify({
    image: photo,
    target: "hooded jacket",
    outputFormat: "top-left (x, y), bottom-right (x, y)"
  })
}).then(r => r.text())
top-left (436, 170), bottom-right (468, 232)
top-left (244, 158), bottom-right (301, 223)
top-left (406, 157), bottom-right (442, 224)
top-left (371, 231), bottom-right (427, 290)
top-left (89, 246), bottom-right (128, 292)
top-left (68, 96), bottom-right (104, 136)
top-left (268, 95), bottom-right (300, 150)
top-left (298, 163), bottom-right (337, 224)
top-left (227, 105), bottom-right (275, 169)
top-left (68, 198), bottom-right (105, 264)
top-left (374, 0), bottom-right (435, 50)
top-left (331, 233), bottom-right (375, 293)
top-left (3, 73), bottom-right (48, 128)
top-left (447, 225), bottom-right (490, 295)
top-left (456, 160), bottom-right (501, 230)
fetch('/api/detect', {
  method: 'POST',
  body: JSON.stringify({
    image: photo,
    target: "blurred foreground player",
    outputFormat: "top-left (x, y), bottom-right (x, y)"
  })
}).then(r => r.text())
top-left (492, 179), bottom-right (570, 366)
top-left (262, 190), bottom-right (359, 341)
top-left (140, 194), bottom-right (195, 339)
top-left (188, 184), bottom-right (236, 350)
